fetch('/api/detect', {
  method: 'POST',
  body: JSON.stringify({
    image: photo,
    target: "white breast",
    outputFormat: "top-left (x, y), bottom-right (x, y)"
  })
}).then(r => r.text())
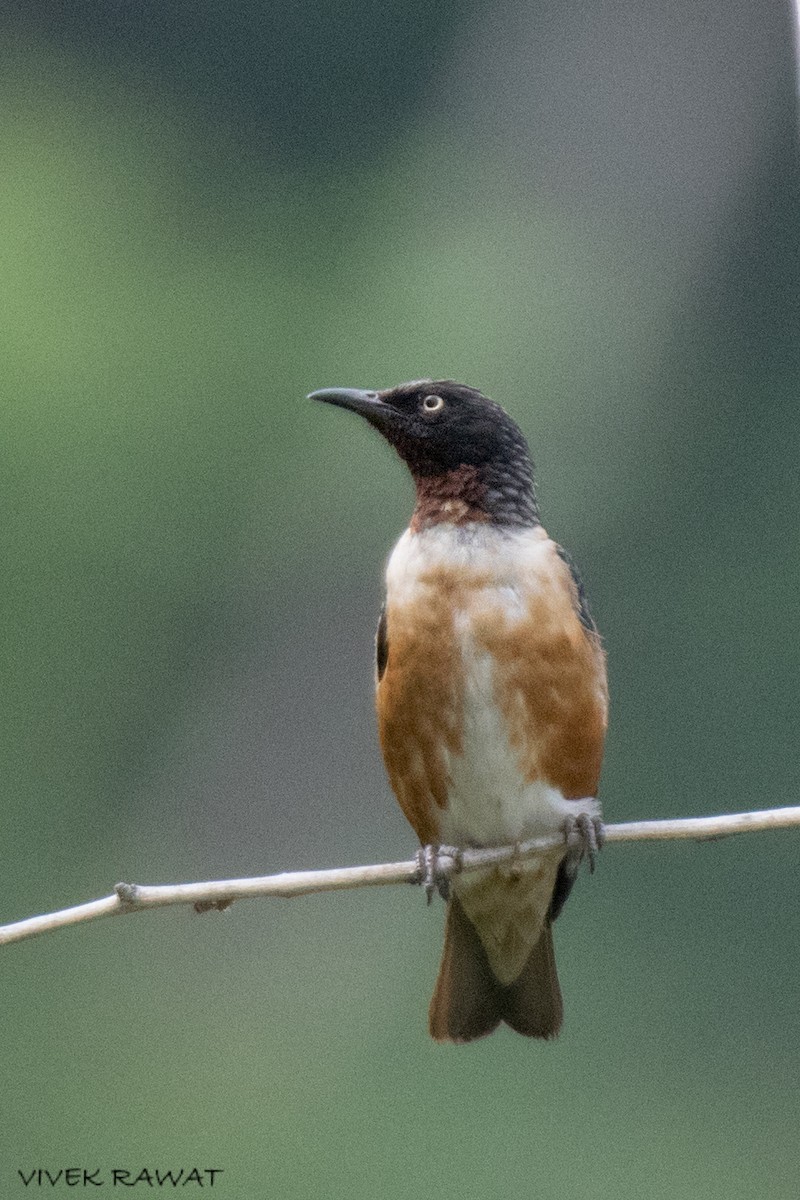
top-left (385, 522), bottom-right (598, 845)
top-left (384, 522), bottom-right (601, 984)
top-left (385, 521), bottom-right (551, 606)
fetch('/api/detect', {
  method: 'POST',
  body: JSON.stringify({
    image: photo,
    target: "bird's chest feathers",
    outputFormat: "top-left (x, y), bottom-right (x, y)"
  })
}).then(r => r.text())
top-left (378, 525), bottom-right (606, 846)
top-left (443, 629), bottom-right (563, 843)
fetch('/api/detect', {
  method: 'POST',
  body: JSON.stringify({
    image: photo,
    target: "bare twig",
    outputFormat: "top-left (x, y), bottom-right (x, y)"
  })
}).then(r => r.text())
top-left (2, 805), bottom-right (799, 948)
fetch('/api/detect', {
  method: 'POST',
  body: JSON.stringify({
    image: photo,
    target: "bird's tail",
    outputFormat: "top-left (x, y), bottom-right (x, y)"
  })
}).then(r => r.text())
top-left (428, 894), bottom-right (563, 1043)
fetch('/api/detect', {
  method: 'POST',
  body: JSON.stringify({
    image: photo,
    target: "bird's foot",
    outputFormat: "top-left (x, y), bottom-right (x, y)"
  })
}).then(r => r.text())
top-left (563, 812), bottom-right (605, 874)
top-left (508, 840), bottom-right (525, 880)
top-left (414, 844), bottom-right (462, 904)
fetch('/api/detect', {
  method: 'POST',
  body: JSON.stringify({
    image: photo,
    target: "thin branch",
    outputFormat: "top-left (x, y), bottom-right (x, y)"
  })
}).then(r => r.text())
top-left (3, 804), bottom-right (799, 948)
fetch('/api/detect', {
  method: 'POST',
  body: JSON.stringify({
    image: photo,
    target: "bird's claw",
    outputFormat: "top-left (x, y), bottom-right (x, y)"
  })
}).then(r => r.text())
top-left (563, 813), bottom-right (605, 874)
top-left (415, 844), bottom-right (462, 903)
top-left (508, 840), bottom-right (524, 880)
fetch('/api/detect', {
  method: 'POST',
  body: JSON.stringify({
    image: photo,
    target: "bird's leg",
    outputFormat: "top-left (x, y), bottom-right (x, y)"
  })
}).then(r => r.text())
top-left (414, 844), bottom-right (462, 904)
top-left (563, 812), bottom-right (605, 874)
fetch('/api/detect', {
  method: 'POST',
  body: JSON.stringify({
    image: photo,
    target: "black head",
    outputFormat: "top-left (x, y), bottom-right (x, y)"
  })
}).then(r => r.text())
top-left (310, 379), bottom-right (539, 528)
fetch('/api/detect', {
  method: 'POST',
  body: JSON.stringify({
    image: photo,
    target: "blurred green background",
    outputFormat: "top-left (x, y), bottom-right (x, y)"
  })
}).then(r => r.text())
top-left (3, 1), bottom-right (800, 1195)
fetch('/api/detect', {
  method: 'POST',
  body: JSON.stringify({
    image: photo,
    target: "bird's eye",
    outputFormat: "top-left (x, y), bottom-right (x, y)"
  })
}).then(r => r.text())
top-left (422, 394), bottom-right (445, 414)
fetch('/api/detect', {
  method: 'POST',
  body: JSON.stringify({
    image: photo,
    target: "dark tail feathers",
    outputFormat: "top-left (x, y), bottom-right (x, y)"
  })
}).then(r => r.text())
top-left (428, 894), bottom-right (563, 1043)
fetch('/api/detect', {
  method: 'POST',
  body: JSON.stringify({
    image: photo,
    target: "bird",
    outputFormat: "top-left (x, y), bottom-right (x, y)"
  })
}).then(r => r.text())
top-left (310, 380), bottom-right (608, 1043)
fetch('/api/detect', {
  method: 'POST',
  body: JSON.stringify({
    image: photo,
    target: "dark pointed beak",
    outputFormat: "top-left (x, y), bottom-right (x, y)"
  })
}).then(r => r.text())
top-left (308, 387), bottom-right (394, 430)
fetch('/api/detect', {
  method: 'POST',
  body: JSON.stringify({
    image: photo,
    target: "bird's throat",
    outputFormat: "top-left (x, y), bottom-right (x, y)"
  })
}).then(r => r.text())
top-left (410, 460), bottom-right (539, 531)
top-left (411, 465), bottom-right (490, 532)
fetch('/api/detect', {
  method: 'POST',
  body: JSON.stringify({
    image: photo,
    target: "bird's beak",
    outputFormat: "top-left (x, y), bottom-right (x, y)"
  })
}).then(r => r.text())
top-left (308, 387), bottom-right (395, 431)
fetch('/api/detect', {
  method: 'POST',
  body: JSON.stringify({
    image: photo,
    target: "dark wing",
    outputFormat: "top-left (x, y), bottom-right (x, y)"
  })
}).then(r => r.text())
top-left (548, 856), bottom-right (580, 922)
top-left (376, 602), bottom-right (389, 682)
top-left (550, 544), bottom-right (604, 921)
top-left (554, 544), bottom-right (597, 636)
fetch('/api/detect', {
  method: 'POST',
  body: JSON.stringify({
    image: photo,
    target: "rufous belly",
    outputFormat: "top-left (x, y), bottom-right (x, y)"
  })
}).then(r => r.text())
top-left (377, 523), bottom-right (607, 984)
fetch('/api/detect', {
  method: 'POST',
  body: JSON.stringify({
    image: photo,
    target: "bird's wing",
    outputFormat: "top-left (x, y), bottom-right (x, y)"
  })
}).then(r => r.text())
top-left (375, 601), bottom-right (389, 683)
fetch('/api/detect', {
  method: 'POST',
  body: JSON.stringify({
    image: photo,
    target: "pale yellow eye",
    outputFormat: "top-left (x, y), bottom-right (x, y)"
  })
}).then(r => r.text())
top-left (422, 394), bottom-right (445, 413)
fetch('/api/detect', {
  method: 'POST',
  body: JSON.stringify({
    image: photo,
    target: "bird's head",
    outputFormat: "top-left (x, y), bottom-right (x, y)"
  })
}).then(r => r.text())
top-left (310, 379), bottom-right (539, 529)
